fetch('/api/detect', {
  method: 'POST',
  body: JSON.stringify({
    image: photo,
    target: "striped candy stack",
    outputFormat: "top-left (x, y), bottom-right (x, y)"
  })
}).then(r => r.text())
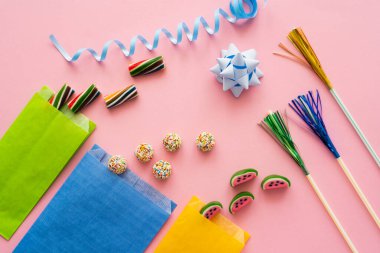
top-left (104, 85), bottom-right (138, 109)
top-left (49, 84), bottom-right (75, 110)
top-left (129, 56), bottom-right (164, 77)
top-left (67, 84), bottom-right (100, 113)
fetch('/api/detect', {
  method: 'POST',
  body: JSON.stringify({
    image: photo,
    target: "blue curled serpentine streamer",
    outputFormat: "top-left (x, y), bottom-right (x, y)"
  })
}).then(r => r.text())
top-left (49, 0), bottom-right (260, 62)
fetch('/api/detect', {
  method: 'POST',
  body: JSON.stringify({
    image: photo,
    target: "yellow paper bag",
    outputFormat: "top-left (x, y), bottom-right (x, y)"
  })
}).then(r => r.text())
top-left (155, 196), bottom-right (250, 253)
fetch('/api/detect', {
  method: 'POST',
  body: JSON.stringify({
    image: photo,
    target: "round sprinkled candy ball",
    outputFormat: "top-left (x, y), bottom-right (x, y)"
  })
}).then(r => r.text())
top-left (108, 155), bottom-right (128, 175)
top-left (135, 143), bottom-right (154, 162)
top-left (196, 132), bottom-right (215, 152)
top-left (163, 133), bottom-right (182, 152)
top-left (153, 160), bottom-right (172, 180)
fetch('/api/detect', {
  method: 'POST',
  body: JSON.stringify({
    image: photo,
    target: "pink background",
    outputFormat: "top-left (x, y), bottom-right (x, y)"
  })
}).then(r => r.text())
top-left (1, 0), bottom-right (379, 252)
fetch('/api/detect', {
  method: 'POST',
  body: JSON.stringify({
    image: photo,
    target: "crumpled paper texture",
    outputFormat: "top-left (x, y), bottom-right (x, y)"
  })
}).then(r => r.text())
top-left (155, 196), bottom-right (250, 253)
top-left (0, 86), bottom-right (95, 240)
top-left (14, 145), bottom-right (176, 253)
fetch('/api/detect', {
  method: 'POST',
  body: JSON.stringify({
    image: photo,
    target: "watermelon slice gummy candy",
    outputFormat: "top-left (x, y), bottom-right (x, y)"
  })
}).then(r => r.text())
top-left (200, 201), bottom-right (223, 219)
top-left (261, 174), bottom-right (291, 190)
top-left (229, 192), bottom-right (254, 214)
top-left (230, 168), bottom-right (258, 187)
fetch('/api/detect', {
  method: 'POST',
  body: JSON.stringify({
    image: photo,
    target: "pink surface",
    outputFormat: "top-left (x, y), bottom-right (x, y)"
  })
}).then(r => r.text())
top-left (0, 0), bottom-right (379, 252)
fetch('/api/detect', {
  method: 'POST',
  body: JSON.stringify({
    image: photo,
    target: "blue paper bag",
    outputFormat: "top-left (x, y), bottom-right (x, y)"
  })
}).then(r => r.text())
top-left (14, 145), bottom-right (176, 253)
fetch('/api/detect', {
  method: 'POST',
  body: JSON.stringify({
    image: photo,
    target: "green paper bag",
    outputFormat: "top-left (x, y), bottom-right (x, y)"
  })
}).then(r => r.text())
top-left (0, 86), bottom-right (96, 240)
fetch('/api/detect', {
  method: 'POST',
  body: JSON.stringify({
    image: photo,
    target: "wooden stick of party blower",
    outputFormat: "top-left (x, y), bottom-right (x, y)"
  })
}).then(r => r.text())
top-left (290, 90), bottom-right (380, 228)
top-left (259, 111), bottom-right (358, 253)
